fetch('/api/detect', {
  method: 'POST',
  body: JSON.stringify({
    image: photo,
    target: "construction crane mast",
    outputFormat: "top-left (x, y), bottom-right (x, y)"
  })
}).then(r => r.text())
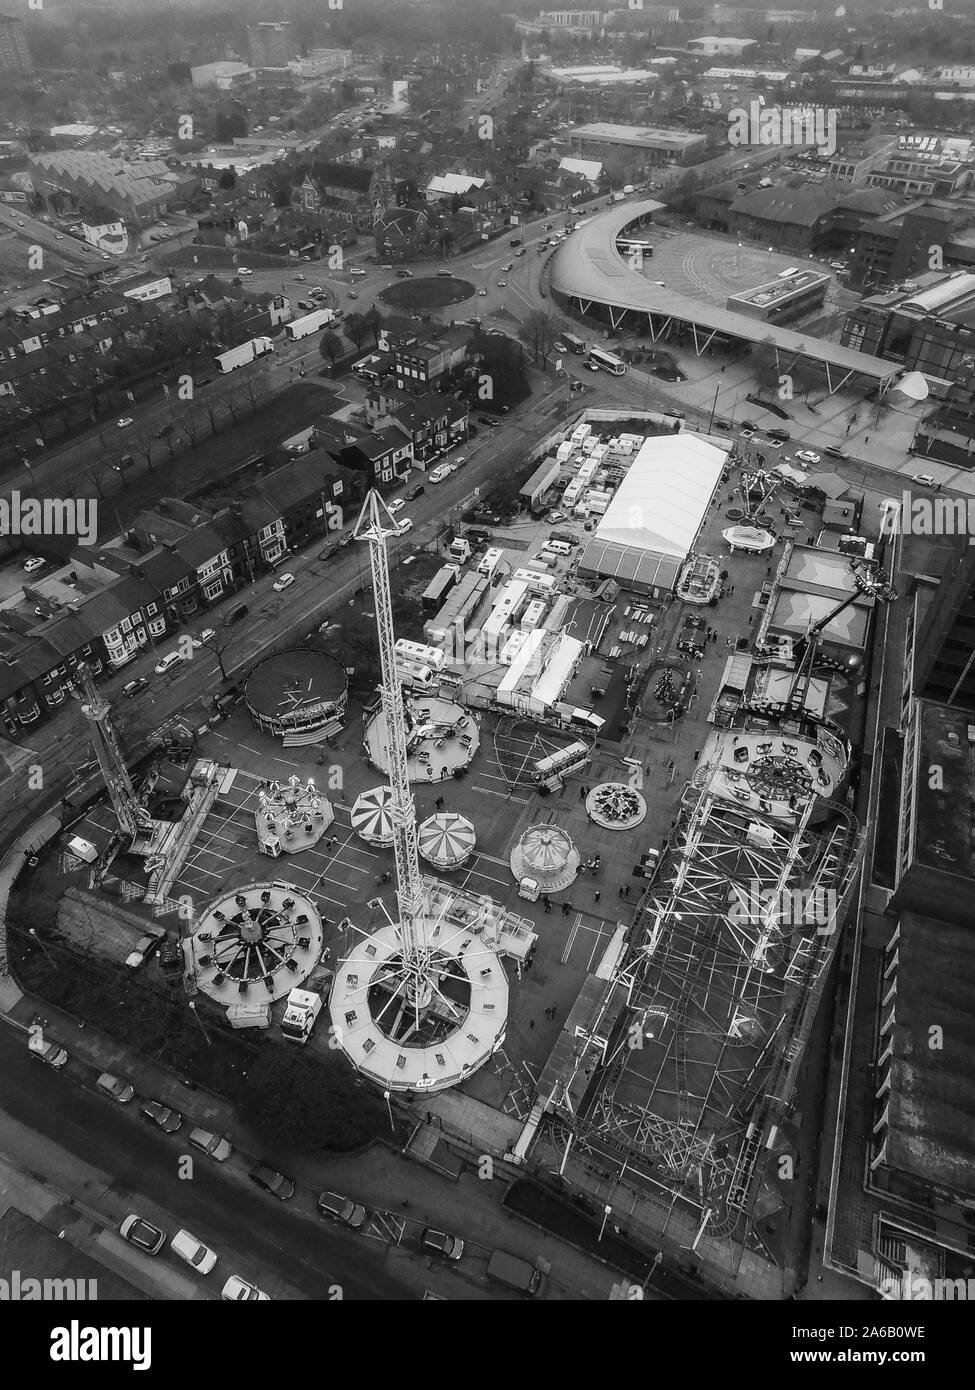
top-left (353, 491), bottom-right (430, 1006)
top-left (69, 662), bottom-right (147, 839)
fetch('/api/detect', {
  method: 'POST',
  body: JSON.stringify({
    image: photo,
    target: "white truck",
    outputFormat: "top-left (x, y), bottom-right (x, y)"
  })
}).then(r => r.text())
top-left (285, 307), bottom-right (334, 341)
top-left (281, 971), bottom-right (332, 1045)
top-left (448, 537), bottom-right (471, 564)
top-left (215, 335), bottom-right (274, 373)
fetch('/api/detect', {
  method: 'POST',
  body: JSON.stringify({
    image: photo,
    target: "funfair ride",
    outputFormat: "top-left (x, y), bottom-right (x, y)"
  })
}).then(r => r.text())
top-left (328, 491), bottom-right (514, 1094)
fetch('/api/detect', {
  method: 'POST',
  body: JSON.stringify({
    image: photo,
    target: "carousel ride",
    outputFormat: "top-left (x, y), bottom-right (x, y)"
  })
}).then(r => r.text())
top-left (510, 823), bottom-right (580, 893)
top-left (254, 774), bottom-right (333, 855)
top-left (188, 880), bottom-right (323, 1009)
top-left (586, 782), bottom-right (648, 831)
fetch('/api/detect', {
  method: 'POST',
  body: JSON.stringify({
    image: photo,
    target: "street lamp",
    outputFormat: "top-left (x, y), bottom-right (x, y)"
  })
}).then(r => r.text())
top-left (598, 1203), bottom-right (612, 1242)
top-left (188, 1000), bottom-right (212, 1047)
top-left (29, 928), bottom-right (56, 965)
top-left (383, 1088), bottom-right (395, 1133)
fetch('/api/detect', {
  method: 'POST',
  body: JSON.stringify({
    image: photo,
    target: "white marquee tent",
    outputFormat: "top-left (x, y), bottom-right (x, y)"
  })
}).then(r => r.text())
top-left (579, 434), bottom-right (727, 592)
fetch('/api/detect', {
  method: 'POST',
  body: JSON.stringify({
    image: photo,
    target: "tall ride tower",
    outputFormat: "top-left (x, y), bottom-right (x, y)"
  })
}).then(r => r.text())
top-left (70, 663), bottom-right (151, 840)
top-left (328, 491), bottom-right (511, 1092)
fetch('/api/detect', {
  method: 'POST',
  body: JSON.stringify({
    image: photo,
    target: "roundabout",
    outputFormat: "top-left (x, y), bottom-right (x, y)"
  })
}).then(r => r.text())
top-left (378, 275), bottom-right (475, 312)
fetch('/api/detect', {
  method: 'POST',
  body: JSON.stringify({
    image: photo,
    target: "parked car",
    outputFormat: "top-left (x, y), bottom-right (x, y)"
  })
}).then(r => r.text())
top-left (249, 1162), bottom-right (295, 1200)
top-left (347, 291), bottom-right (358, 299)
top-left (171, 1229), bottom-right (218, 1275)
top-left (194, 628), bottom-right (216, 646)
top-left (477, 288), bottom-right (487, 296)
top-left (22, 556), bottom-right (45, 573)
top-left (502, 263), bottom-right (513, 272)
top-left (428, 464), bottom-right (451, 484)
top-left (28, 1034), bottom-right (68, 1068)
top-left (119, 1216), bottom-right (165, 1255)
top-left (96, 1072), bottom-right (135, 1104)
top-left (125, 933), bottom-right (159, 968)
top-left (395, 517), bottom-right (414, 535)
top-left (318, 542), bottom-right (340, 561)
top-left (795, 450), bottom-right (821, 464)
top-left (420, 1227), bottom-right (464, 1260)
top-left (912, 473), bottom-right (936, 487)
top-left (272, 572), bottom-right (295, 592)
top-left (154, 650), bottom-right (183, 675)
top-left (766, 427), bottom-right (790, 442)
top-left (405, 483), bottom-right (425, 501)
top-left (121, 677), bottom-right (149, 698)
top-left (477, 415), bottom-right (499, 428)
top-left (387, 498), bottom-right (406, 514)
top-left (237, 267), bottom-right (253, 276)
top-left (496, 280), bottom-right (506, 288)
top-left (140, 1100), bottom-right (182, 1134)
top-left (222, 1275), bottom-right (270, 1301)
top-left (823, 445), bottom-right (847, 460)
top-left (451, 455), bottom-right (466, 468)
top-left (188, 1127), bottom-right (232, 1162)
top-left (117, 417), bottom-right (133, 429)
top-left (317, 1191), bottom-right (368, 1228)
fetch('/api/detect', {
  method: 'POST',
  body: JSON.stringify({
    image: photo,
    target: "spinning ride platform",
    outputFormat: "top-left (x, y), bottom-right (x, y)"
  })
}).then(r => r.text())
top-left (586, 782), bottom-right (648, 831)
top-left (364, 697), bottom-right (479, 784)
top-left (187, 880), bottom-right (323, 1008)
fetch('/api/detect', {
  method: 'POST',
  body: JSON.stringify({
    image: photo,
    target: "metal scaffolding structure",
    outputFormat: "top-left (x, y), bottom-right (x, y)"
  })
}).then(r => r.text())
top-left (544, 772), bottom-right (863, 1262)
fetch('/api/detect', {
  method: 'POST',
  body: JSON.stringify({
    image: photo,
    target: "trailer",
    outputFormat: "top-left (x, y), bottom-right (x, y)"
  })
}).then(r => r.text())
top-left (215, 335), bottom-right (274, 373)
top-left (285, 307), bottom-right (334, 341)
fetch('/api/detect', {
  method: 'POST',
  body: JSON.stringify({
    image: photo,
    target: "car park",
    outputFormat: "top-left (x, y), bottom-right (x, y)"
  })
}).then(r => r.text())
top-left (154, 650), bottom-right (183, 675)
top-left (387, 498), bottom-right (406, 514)
top-left (795, 450), bottom-right (821, 464)
top-left (222, 1276), bottom-right (270, 1301)
top-left (119, 1216), bottom-right (165, 1255)
top-left (117, 417), bottom-right (133, 429)
top-left (121, 676), bottom-right (149, 698)
top-left (125, 933), bottom-right (160, 968)
top-left (272, 572), bottom-right (295, 592)
top-left (188, 1128), bottom-right (232, 1162)
top-left (96, 1072), bottom-right (135, 1103)
top-left (22, 556), bottom-right (45, 573)
top-left (428, 464), bottom-right (451, 483)
top-left (140, 1100), bottom-right (182, 1133)
top-left (249, 1162), bottom-right (295, 1200)
top-left (317, 1191), bottom-right (368, 1228)
top-left (420, 1227), bottom-right (464, 1260)
top-left (171, 1229), bottom-right (218, 1275)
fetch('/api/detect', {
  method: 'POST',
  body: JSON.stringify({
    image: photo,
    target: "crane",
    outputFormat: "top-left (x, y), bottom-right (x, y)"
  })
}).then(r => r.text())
top-left (786, 557), bottom-right (896, 715)
top-left (68, 663), bottom-right (151, 840)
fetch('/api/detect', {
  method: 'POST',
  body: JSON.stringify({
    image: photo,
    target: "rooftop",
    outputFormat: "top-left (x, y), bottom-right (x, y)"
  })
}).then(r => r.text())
top-left (912, 699), bottom-right (975, 885)
top-left (567, 123), bottom-right (707, 151)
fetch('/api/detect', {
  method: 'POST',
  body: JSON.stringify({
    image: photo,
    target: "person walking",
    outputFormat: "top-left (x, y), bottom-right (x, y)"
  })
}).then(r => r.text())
top-left (624, 884), bottom-right (630, 897)
top-left (562, 901), bottom-right (571, 917)
top-left (543, 894), bottom-right (551, 913)
top-left (529, 1019), bottom-right (535, 1030)
top-left (594, 889), bottom-right (601, 904)
top-left (435, 795), bottom-right (445, 811)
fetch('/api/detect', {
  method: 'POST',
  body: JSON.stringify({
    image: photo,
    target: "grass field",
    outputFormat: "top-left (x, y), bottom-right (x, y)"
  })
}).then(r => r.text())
top-left (379, 275), bottom-right (475, 311)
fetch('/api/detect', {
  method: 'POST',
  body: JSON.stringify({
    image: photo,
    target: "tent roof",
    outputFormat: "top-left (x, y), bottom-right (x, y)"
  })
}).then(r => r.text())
top-left (593, 433), bottom-right (726, 558)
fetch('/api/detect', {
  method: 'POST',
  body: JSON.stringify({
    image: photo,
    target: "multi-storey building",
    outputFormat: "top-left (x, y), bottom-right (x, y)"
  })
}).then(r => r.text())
top-left (0, 13), bottom-right (32, 78)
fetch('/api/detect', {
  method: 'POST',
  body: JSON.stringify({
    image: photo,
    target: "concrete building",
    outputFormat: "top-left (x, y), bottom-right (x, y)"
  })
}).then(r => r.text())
top-left (686, 36), bottom-right (759, 59)
top-left (566, 122), bottom-right (707, 167)
top-left (190, 61), bottom-right (255, 91)
top-left (0, 13), bottom-right (32, 78)
top-left (247, 20), bottom-right (295, 71)
top-left (825, 134), bottom-right (898, 184)
top-left (726, 268), bottom-right (830, 326)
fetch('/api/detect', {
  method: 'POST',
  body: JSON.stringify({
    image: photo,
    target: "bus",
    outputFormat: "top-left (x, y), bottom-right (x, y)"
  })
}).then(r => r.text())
top-left (532, 740), bottom-right (591, 790)
top-left (588, 347), bottom-right (627, 376)
top-left (560, 331), bottom-right (586, 355)
top-left (616, 238), bottom-right (653, 259)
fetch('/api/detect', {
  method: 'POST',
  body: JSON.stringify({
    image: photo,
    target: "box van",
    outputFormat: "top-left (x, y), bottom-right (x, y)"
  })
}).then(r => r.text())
top-left (777, 267), bottom-right (798, 279)
top-left (487, 1250), bottom-right (542, 1295)
top-left (349, 268), bottom-right (367, 280)
top-left (543, 540), bottom-right (572, 556)
top-left (225, 602), bottom-right (248, 625)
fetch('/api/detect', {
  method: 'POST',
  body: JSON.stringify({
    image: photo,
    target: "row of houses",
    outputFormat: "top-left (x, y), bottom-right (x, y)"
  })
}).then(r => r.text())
top-left (0, 382), bottom-right (474, 738)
